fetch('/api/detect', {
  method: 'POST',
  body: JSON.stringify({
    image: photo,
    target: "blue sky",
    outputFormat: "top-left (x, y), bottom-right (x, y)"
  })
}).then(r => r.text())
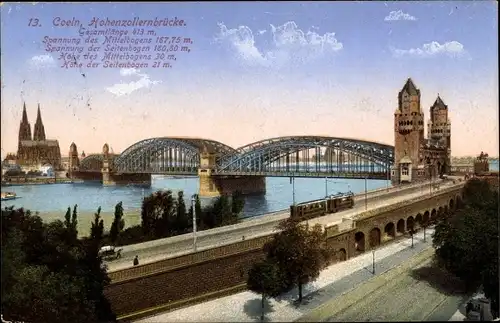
top-left (0, 1), bottom-right (498, 157)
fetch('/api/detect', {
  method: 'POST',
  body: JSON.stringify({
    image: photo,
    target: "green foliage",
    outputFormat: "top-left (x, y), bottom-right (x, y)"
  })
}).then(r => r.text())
top-left (263, 218), bottom-right (332, 302)
top-left (432, 178), bottom-right (499, 318)
top-left (90, 206), bottom-right (104, 245)
top-left (247, 259), bottom-right (283, 321)
top-left (139, 190), bottom-right (244, 242)
top-left (110, 201), bottom-right (125, 244)
top-left (1, 206), bottom-right (116, 322)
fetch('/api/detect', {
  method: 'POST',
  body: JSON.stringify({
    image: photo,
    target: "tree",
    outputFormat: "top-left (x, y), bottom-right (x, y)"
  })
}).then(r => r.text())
top-left (110, 201), bottom-right (125, 244)
top-left (433, 178), bottom-right (499, 318)
top-left (264, 218), bottom-right (332, 302)
top-left (231, 190), bottom-right (245, 216)
top-left (247, 259), bottom-right (283, 322)
top-left (90, 206), bottom-right (104, 245)
top-left (1, 206), bottom-right (116, 322)
top-left (174, 191), bottom-right (189, 233)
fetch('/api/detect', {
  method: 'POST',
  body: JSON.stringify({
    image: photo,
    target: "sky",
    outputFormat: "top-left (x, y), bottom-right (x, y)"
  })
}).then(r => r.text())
top-left (0, 1), bottom-right (498, 158)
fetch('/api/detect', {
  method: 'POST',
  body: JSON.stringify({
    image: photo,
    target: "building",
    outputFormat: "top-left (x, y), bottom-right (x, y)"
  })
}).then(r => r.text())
top-left (392, 78), bottom-right (451, 184)
top-left (15, 103), bottom-right (62, 169)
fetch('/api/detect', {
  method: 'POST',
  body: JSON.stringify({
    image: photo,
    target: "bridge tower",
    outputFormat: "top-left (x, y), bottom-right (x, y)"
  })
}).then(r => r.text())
top-left (428, 95), bottom-right (451, 174)
top-left (392, 78), bottom-right (426, 184)
top-left (101, 143), bottom-right (113, 185)
top-left (68, 142), bottom-right (80, 178)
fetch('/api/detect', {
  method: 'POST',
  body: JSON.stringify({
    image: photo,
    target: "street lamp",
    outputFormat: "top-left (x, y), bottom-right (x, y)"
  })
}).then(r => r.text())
top-left (191, 195), bottom-right (197, 252)
top-left (410, 228), bottom-right (414, 248)
top-left (291, 176), bottom-right (296, 205)
top-left (364, 176), bottom-right (368, 211)
top-left (372, 248), bottom-right (376, 275)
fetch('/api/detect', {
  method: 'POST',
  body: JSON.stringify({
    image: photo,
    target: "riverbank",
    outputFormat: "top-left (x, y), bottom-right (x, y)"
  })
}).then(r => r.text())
top-left (2, 177), bottom-right (83, 186)
top-left (32, 208), bottom-right (143, 238)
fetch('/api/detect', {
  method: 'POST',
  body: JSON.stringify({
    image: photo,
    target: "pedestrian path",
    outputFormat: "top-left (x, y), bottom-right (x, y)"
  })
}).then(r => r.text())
top-left (136, 229), bottom-right (436, 323)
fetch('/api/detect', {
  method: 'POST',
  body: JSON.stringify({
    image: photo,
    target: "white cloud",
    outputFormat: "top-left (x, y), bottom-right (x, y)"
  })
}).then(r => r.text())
top-left (119, 68), bottom-right (140, 76)
top-left (391, 41), bottom-right (466, 58)
top-left (384, 10), bottom-right (417, 21)
top-left (28, 54), bottom-right (55, 69)
top-left (106, 69), bottom-right (161, 97)
top-left (214, 21), bottom-right (343, 68)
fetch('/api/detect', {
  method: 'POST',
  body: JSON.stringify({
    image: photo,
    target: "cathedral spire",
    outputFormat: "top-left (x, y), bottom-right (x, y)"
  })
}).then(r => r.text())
top-left (33, 103), bottom-right (46, 141)
top-left (22, 102), bottom-right (29, 124)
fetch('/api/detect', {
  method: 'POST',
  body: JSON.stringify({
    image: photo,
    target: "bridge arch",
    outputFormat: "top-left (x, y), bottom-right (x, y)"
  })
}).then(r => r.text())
top-left (79, 154), bottom-right (104, 171)
top-left (407, 216), bottom-right (415, 231)
top-left (354, 231), bottom-right (365, 252)
top-left (415, 213), bottom-right (423, 227)
top-left (337, 248), bottom-right (347, 262)
top-left (112, 137), bottom-right (237, 173)
top-left (423, 211), bottom-right (430, 224)
top-left (216, 136), bottom-right (394, 176)
top-left (384, 222), bottom-right (396, 240)
top-left (396, 219), bottom-right (405, 234)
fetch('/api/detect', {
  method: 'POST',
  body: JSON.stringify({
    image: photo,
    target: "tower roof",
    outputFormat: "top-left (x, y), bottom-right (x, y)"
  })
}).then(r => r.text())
top-left (401, 78), bottom-right (420, 95)
top-left (432, 95), bottom-right (448, 109)
top-left (21, 102), bottom-right (29, 123)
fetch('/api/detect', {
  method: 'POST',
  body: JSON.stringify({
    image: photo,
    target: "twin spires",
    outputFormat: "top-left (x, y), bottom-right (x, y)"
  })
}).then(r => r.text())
top-left (18, 102), bottom-right (46, 142)
top-left (33, 103), bottom-right (46, 141)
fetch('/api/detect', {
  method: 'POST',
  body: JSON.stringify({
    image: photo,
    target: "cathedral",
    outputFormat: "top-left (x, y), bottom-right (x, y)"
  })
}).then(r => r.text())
top-left (391, 78), bottom-right (451, 184)
top-left (16, 103), bottom-right (62, 169)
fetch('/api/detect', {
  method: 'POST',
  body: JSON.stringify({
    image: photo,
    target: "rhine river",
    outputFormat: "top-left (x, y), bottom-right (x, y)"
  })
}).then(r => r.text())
top-left (2, 161), bottom-right (497, 237)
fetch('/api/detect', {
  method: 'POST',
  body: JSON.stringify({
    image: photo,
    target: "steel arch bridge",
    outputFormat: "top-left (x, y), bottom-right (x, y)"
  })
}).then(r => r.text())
top-left (109, 137), bottom-right (237, 174)
top-left (78, 136), bottom-right (395, 179)
top-left (215, 136), bottom-right (394, 179)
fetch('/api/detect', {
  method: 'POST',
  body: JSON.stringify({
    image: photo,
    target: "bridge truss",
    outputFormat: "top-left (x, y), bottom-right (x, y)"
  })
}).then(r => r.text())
top-left (215, 136), bottom-right (394, 179)
top-left (78, 136), bottom-right (394, 180)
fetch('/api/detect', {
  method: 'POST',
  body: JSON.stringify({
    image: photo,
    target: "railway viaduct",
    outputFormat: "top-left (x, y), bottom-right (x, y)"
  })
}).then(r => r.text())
top-left (103, 180), bottom-right (465, 321)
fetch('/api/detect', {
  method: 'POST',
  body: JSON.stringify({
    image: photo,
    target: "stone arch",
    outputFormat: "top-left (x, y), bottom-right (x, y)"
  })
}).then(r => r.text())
top-left (449, 198), bottom-right (455, 210)
top-left (369, 228), bottom-right (381, 248)
top-left (456, 196), bottom-right (463, 209)
top-left (354, 232), bottom-right (365, 252)
top-left (407, 216), bottom-right (415, 231)
top-left (397, 219), bottom-right (405, 235)
top-left (415, 213), bottom-right (423, 228)
top-left (384, 222), bottom-right (396, 240)
top-left (337, 248), bottom-right (347, 262)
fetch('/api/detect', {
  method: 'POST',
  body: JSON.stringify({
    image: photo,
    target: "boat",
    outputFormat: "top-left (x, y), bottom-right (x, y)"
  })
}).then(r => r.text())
top-left (1, 191), bottom-right (17, 201)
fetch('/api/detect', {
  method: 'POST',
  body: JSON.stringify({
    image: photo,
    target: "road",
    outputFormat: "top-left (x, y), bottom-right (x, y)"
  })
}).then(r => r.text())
top-left (134, 227), bottom-right (452, 322)
top-left (299, 244), bottom-right (468, 322)
top-left (107, 179), bottom-right (459, 272)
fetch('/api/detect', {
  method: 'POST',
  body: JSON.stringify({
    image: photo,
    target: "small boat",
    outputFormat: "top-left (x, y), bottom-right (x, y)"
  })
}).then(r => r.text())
top-left (1, 191), bottom-right (17, 201)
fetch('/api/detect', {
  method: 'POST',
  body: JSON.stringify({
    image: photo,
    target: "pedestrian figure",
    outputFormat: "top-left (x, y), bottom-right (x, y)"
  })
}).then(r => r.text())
top-left (133, 255), bottom-right (139, 266)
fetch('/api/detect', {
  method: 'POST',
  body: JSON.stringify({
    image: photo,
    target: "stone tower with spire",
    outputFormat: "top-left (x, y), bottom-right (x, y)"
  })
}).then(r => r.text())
top-left (18, 102), bottom-right (32, 144)
top-left (33, 104), bottom-right (46, 141)
top-left (427, 95), bottom-right (451, 173)
top-left (392, 78), bottom-right (425, 184)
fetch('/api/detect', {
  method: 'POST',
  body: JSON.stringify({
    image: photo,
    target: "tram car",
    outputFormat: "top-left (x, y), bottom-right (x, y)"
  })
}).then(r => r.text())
top-left (290, 192), bottom-right (355, 221)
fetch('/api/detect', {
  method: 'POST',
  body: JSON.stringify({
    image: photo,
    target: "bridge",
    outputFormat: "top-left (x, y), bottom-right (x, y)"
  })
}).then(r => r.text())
top-left (70, 136), bottom-right (394, 197)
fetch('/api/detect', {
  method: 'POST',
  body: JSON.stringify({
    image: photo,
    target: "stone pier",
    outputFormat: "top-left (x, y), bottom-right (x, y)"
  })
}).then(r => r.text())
top-left (102, 172), bottom-right (152, 186)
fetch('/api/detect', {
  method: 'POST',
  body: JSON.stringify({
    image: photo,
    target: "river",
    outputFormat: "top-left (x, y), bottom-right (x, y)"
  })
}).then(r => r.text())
top-left (2, 161), bottom-right (497, 237)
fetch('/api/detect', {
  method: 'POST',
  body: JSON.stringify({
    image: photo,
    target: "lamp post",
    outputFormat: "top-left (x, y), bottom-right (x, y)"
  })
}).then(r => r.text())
top-left (364, 176), bottom-right (368, 211)
top-left (325, 176), bottom-right (328, 198)
top-left (410, 228), bottom-right (414, 248)
top-left (372, 248), bottom-right (376, 275)
top-left (292, 176), bottom-right (296, 205)
top-left (191, 195), bottom-right (197, 252)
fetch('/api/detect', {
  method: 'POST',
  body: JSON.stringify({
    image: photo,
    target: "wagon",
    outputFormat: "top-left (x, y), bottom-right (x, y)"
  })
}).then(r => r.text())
top-left (98, 245), bottom-right (122, 260)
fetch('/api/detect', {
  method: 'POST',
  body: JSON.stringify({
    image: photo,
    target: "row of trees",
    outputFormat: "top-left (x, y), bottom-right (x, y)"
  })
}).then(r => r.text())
top-left (432, 178), bottom-right (499, 318)
top-left (247, 218), bottom-right (332, 321)
top-left (1, 206), bottom-right (116, 322)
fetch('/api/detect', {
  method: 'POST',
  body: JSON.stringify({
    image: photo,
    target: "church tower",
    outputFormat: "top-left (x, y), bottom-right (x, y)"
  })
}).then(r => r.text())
top-left (427, 95), bottom-right (451, 173)
top-left (18, 102), bottom-right (32, 143)
top-left (33, 104), bottom-right (46, 141)
top-left (392, 78), bottom-right (425, 184)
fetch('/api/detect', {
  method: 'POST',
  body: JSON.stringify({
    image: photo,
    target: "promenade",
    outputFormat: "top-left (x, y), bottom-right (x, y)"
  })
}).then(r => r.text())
top-left (107, 179), bottom-right (454, 272)
top-left (135, 228), bottom-right (458, 322)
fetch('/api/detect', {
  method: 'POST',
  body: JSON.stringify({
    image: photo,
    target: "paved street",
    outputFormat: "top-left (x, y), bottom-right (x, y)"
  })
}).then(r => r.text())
top-left (135, 227), bottom-right (450, 322)
top-left (109, 180), bottom-right (455, 272)
top-left (303, 247), bottom-right (468, 322)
